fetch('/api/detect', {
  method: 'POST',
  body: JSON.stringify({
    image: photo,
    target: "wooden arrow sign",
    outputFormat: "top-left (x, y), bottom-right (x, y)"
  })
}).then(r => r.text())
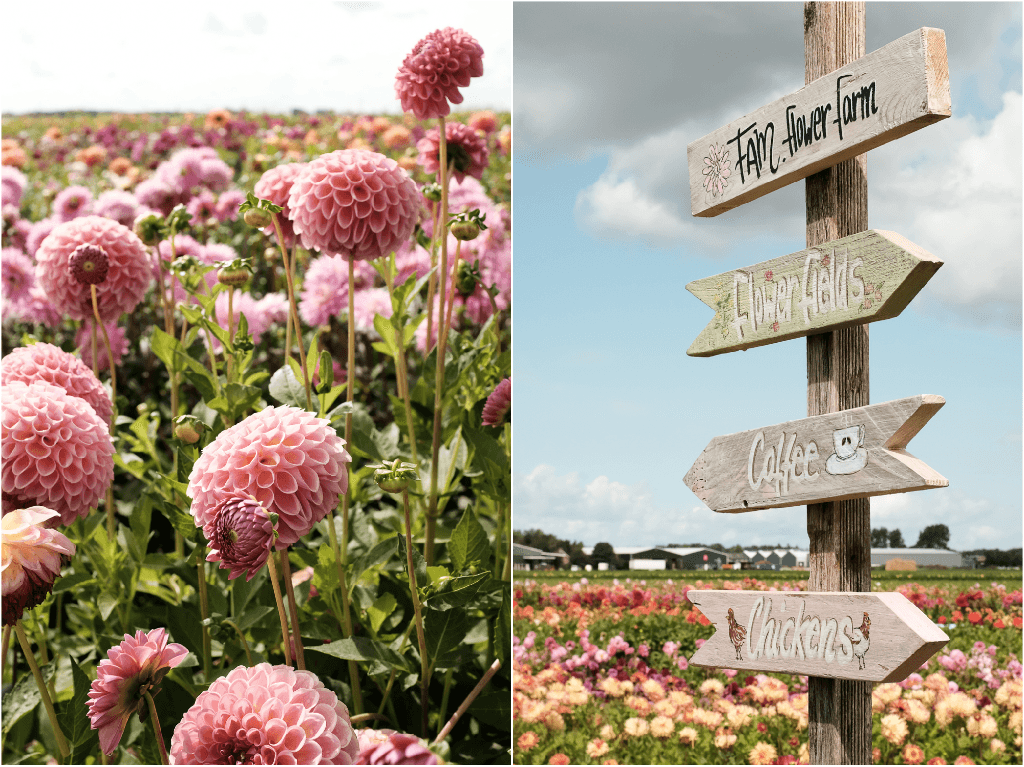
top-left (683, 395), bottom-right (947, 513)
top-left (688, 28), bottom-right (950, 217)
top-left (687, 590), bottom-right (948, 683)
top-left (686, 230), bottom-right (941, 357)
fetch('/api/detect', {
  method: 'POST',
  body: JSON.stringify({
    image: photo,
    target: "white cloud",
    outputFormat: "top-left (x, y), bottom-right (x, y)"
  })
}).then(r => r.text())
top-left (871, 490), bottom-right (1014, 550)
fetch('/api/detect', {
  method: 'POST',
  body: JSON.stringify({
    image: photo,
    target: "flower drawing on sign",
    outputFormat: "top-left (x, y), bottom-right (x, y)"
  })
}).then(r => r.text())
top-left (860, 280), bottom-right (885, 310)
top-left (825, 424), bottom-right (867, 475)
top-left (765, 270), bottom-right (773, 281)
top-left (702, 143), bottom-right (731, 197)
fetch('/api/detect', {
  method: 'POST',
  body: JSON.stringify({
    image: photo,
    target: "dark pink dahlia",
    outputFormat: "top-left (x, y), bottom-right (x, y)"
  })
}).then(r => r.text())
top-left (416, 122), bottom-right (489, 184)
top-left (356, 730), bottom-right (438, 765)
top-left (203, 495), bottom-right (276, 581)
top-left (287, 150), bottom-right (421, 262)
top-left (395, 27), bottom-right (484, 120)
top-left (481, 377), bottom-right (510, 427)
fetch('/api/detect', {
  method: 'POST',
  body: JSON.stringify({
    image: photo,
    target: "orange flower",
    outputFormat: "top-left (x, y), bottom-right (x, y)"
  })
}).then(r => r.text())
top-left (205, 109), bottom-right (232, 129)
top-left (968, 611), bottom-right (982, 625)
top-left (952, 610), bottom-right (963, 622)
top-left (108, 157), bottom-right (134, 176)
top-left (902, 743), bottom-right (925, 765)
top-left (44, 126), bottom-right (63, 141)
top-left (698, 612), bottom-right (711, 627)
top-left (548, 754), bottom-right (570, 765)
top-left (517, 731), bottom-right (539, 751)
top-left (994, 618), bottom-right (1006, 629)
top-left (76, 145), bottom-right (108, 167)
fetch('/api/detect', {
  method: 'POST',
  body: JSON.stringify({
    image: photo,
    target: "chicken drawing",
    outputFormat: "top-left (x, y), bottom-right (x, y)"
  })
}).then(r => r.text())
top-left (727, 607), bottom-right (746, 661)
top-left (845, 612), bottom-right (871, 670)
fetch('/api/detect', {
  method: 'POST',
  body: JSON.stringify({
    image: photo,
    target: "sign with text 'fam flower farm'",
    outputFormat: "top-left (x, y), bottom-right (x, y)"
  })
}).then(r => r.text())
top-left (683, 395), bottom-right (947, 513)
top-left (687, 27), bottom-right (950, 217)
top-left (687, 591), bottom-right (949, 683)
top-left (685, 230), bottom-right (942, 357)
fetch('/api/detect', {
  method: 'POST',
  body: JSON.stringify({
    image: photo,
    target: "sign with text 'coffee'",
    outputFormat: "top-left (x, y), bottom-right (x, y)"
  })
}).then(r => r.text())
top-left (686, 230), bottom-right (941, 357)
top-left (687, 590), bottom-right (948, 683)
top-left (683, 395), bottom-right (947, 513)
top-left (688, 28), bottom-right (950, 217)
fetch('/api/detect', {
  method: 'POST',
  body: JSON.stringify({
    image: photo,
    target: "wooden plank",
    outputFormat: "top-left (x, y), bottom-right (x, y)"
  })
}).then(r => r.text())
top-left (683, 395), bottom-right (947, 513)
top-left (687, 590), bottom-right (948, 683)
top-left (686, 230), bottom-right (941, 357)
top-left (688, 27), bottom-right (950, 217)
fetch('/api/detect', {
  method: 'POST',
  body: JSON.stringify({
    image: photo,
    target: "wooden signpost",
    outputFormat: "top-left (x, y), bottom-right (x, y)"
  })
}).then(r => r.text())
top-left (683, 395), bottom-right (948, 513)
top-left (687, 591), bottom-right (949, 683)
top-left (686, 230), bottom-right (942, 357)
top-left (681, 5), bottom-right (952, 762)
top-left (688, 26), bottom-right (950, 217)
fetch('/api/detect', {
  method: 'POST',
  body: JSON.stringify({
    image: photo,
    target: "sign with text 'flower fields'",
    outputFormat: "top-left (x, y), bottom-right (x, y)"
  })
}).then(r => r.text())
top-left (687, 590), bottom-right (949, 683)
top-left (685, 230), bottom-right (942, 357)
top-left (682, 395), bottom-right (947, 513)
top-left (687, 27), bottom-right (950, 217)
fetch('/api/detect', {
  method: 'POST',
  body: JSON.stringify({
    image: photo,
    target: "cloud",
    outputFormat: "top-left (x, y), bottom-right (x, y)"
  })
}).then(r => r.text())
top-left (871, 490), bottom-right (1016, 550)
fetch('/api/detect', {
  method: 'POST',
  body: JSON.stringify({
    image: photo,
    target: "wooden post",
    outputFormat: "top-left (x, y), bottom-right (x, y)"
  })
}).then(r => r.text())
top-left (804, 3), bottom-right (872, 764)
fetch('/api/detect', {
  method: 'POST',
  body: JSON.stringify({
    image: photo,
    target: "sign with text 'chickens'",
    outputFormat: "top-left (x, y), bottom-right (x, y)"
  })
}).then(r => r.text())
top-left (683, 395), bottom-right (947, 513)
top-left (686, 230), bottom-right (941, 357)
top-left (688, 28), bottom-right (950, 217)
top-left (687, 590), bottom-right (948, 683)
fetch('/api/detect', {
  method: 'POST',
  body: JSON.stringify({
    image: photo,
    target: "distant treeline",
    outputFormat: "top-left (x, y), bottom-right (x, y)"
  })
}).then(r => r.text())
top-left (962, 549), bottom-right (1023, 568)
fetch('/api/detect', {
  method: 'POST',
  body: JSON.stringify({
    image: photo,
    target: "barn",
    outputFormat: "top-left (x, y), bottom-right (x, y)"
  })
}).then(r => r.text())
top-left (870, 548), bottom-right (963, 568)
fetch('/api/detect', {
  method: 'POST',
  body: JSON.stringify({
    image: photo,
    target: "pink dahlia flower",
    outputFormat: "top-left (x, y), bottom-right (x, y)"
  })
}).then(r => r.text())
top-left (395, 27), bottom-right (485, 120)
top-left (187, 406), bottom-right (350, 548)
top-left (298, 255), bottom-right (376, 328)
top-left (186, 189), bottom-right (218, 224)
top-left (352, 287), bottom-right (393, 333)
top-left (35, 215), bottom-right (151, 323)
top-left (481, 378), bottom-right (510, 426)
top-left (1, 381), bottom-right (114, 525)
top-left (356, 730), bottom-right (438, 765)
top-left (468, 111), bottom-right (499, 134)
top-left (1, 166), bottom-right (27, 208)
top-left (75, 321), bottom-right (129, 373)
top-left (7, 284), bottom-right (63, 327)
top-left (87, 628), bottom-right (188, 755)
top-left (1, 342), bottom-right (113, 424)
top-left (169, 663), bottom-right (359, 764)
top-left (214, 188), bottom-right (247, 223)
top-left (52, 185), bottom-right (94, 222)
top-left (203, 495), bottom-right (276, 581)
top-left (254, 162), bottom-right (308, 247)
top-left (416, 122), bottom-right (489, 184)
top-left (25, 217), bottom-right (58, 257)
top-left (287, 149), bottom-right (421, 262)
top-left (94, 189), bottom-right (141, 229)
top-left (1, 506), bottom-right (75, 626)
top-left (201, 241), bottom-right (240, 267)
top-left (1, 247), bottom-right (35, 307)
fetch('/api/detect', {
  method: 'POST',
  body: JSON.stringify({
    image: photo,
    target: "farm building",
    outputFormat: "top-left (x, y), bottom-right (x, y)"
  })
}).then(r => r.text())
top-left (870, 548), bottom-right (964, 568)
top-left (582, 546), bottom-right (730, 570)
top-left (742, 549), bottom-right (809, 569)
top-left (512, 543), bottom-right (560, 571)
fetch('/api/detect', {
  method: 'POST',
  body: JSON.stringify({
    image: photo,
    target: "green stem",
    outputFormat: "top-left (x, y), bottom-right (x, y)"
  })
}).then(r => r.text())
top-left (14, 622), bottom-right (69, 759)
top-left (226, 285), bottom-right (235, 384)
top-left (222, 620), bottom-right (254, 666)
top-left (267, 553), bottom-right (292, 667)
top-left (382, 268), bottom-right (418, 463)
top-left (271, 213), bottom-right (313, 411)
top-left (144, 691), bottom-right (169, 765)
top-left (278, 550), bottom-right (305, 670)
top-left (403, 489), bottom-right (430, 736)
top-left (196, 559), bottom-right (212, 680)
top-left (424, 201), bottom-right (440, 354)
top-left (426, 116), bottom-right (450, 567)
top-left (437, 668), bottom-right (454, 740)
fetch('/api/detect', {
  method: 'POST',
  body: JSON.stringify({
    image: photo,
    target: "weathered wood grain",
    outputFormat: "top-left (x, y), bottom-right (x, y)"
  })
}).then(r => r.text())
top-left (687, 590), bottom-right (948, 683)
top-left (682, 395), bottom-right (947, 513)
top-left (686, 230), bottom-right (941, 357)
top-left (688, 27), bottom-right (950, 217)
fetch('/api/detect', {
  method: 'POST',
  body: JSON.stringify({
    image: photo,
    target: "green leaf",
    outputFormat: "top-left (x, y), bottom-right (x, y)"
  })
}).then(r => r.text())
top-left (234, 604), bottom-right (275, 632)
top-left (1, 672), bottom-right (39, 735)
top-left (367, 592), bottom-right (397, 634)
top-left (348, 407), bottom-right (383, 461)
top-left (268, 366), bottom-right (306, 407)
top-left (436, 427), bottom-right (467, 495)
top-left (449, 508), bottom-right (490, 572)
top-left (468, 687), bottom-right (511, 731)
top-left (426, 566), bottom-right (450, 586)
top-left (314, 542), bottom-right (340, 596)
top-left (349, 536), bottom-right (399, 587)
top-left (425, 609), bottom-right (470, 666)
top-left (52, 572), bottom-right (96, 594)
top-left (158, 501), bottom-right (198, 542)
top-left (167, 604), bottom-right (204, 658)
top-left (305, 637), bottom-right (413, 672)
top-left (396, 534), bottom-right (428, 588)
top-left (56, 658), bottom-right (98, 755)
top-left (427, 572), bottom-right (492, 611)
top-left (496, 584), bottom-right (511, 667)
top-left (129, 495), bottom-right (152, 564)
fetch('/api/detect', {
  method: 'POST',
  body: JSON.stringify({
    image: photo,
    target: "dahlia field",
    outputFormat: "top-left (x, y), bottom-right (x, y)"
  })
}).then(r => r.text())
top-left (513, 572), bottom-right (1023, 765)
top-left (2, 27), bottom-right (510, 765)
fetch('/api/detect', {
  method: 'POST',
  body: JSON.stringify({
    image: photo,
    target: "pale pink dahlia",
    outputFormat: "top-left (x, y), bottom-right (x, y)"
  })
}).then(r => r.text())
top-left (481, 377), bottom-right (510, 427)
top-left (203, 495), bottom-right (276, 580)
top-left (35, 216), bottom-right (151, 322)
top-left (356, 730), bottom-right (438, 765)
top-left (52, 185), bottom-right (94, 222)
top-left (1, 381), bottom-right (114, 525)
top-left (169, 663), bottom-right (359, 764)
top-left (94, 189), bottom-right (141, 229)
top-left (187, 406), bottom-right (350, 548)
top-left (1, 166), bottom-right (27, 209)
top-left (75, 321), bottom-right (129, 373)
top-left (287, 150), bottom-right (421, 262)
top-left (395, 27), bottom-right (485, 120)
top-left (25, 217), bottom-right (58, 257)
top-left (1, 247), bottom-right (35, 306)
top-left (87, 628), bottom-right (188, 755)
top-left (254, 162), bottom-right (308, 247)
top-left (416, 122), bottom-right (489, 184)
top-left (1, 506), bottom-right (75, 626)
top-left (1, 342), bottom-right (113, 424)
top-left (298, 255), bottom-right (376, 327)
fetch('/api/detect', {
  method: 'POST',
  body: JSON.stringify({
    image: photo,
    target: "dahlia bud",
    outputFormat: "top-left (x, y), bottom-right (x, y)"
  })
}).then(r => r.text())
top-left (134, 213), bottom-right (165, 246)
top-left (371, 459), bottom-right (419, 494)
top-left (450, 221), bottom-right (481, 241)
top-left (174, 415), bottom-right (205, 444)
top-left (243, 208), bottom-right (272, 228)
top-left (217, 267), bottom-right (249, 286)
top-left (68, 244), bottom-right (109, 285)
top-left (422, 183), bottom-right (442, 202)
top-left (455, 260), bottom-right (481, 297)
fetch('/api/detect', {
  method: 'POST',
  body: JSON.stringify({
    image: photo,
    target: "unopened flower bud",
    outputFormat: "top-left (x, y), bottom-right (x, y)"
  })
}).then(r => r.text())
top-left (422, 183), bottom-right (442, 202)
top-left (134, 214), bottom-right (164, 246)
top-left (174, 415), bottom-right (205, 444)
top-left (450, 221), bottom-right (480, 241)
top-left (218, 267), bottom-right (249, 287)
top-left (243, 208), bottom-right (272, 228)
top-left (372, 460), bottom-right (418, 494)
top-left (456, 261), bottom-right (480, 297)
top-left (68, 244), bottom-right (109, 285)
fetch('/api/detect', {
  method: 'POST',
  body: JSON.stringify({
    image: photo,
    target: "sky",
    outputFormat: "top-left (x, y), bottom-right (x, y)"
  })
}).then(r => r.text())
top-left (513, 2), bottom-right (1023, 552)
top-left (1, 1), bottom-right (511, 115)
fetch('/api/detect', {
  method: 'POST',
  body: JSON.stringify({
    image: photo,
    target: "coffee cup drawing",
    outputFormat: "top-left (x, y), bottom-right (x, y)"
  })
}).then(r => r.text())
top-left (825, 424), bottom-right (867, 475)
